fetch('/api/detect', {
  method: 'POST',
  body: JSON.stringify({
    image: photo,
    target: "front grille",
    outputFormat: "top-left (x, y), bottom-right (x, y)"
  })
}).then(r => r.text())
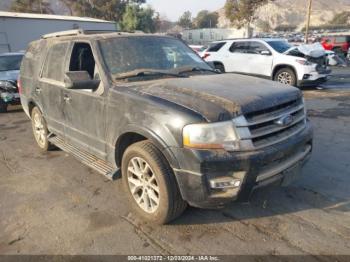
top-left (233, 98), bottom-right (306, 150)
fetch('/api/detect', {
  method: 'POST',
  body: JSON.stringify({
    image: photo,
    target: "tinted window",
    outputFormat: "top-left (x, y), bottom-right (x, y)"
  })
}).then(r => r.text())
top-left (248, 42), bottom-right (269, 54)
top-left (42, 42), bottom-right (68, 82)
top-left (0, 55), bottom-right (23, 71)
top-left (99, 36), bottom-right (211, 76)
top-left (229, 42), bottom-right (251, 53)
top-left (266, 40), bottom-right (292, 53)
top-left (208, 42), bottom-right (226, 52)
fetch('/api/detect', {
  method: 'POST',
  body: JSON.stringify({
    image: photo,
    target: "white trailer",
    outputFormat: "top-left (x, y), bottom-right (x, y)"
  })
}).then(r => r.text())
top-left (0, 11), bottom-right (116, 53)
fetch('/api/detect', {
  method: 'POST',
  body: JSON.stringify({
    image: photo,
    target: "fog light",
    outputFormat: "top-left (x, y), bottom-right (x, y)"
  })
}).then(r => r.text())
top-left (209, 178), bottom-right (241, 189)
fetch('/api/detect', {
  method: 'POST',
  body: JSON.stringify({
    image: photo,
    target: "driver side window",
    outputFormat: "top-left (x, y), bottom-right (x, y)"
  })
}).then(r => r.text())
top-left (68, 42), bottom-right (103, 93)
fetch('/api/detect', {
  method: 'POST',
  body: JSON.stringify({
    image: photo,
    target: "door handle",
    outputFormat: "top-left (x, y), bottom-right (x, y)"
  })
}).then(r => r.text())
top-left (63, 94), bottom-right (71, 102)
top-left (35, 87), bottom-right (41, 94)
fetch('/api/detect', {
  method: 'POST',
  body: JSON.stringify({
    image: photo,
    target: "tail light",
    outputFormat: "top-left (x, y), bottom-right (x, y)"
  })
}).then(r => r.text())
top-left (17, 77), bottom-right (22, 94)
top-left (202, 53), bottom-right (211, 60)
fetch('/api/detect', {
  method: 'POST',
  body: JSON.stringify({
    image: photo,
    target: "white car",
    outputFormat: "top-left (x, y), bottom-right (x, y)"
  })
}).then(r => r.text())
top-left (203, 39), bottom-right (331, 87)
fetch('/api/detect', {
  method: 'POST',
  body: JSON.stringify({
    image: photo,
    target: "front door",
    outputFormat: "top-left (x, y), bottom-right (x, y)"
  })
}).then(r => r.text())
top-left (242, 41), bottom-right (273, 77)
top-left (63, 42), bottom-right (107, 160)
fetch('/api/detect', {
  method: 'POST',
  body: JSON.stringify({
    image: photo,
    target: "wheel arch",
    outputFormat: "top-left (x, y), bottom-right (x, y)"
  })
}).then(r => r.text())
top-left (272, 64), bottom-right (298, 80)
top-left (114, 126), bottom-right (180, 171)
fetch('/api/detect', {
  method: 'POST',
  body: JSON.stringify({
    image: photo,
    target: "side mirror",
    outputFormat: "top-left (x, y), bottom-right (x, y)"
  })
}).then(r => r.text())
top-left (64, 71), bottom-right (100, 90)
top-left (260, 50), bottom-right (271, 56)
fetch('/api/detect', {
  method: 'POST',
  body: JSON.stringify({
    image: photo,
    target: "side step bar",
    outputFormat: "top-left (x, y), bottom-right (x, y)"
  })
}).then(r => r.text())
top-left (48, 136), bottom-right (119, 181)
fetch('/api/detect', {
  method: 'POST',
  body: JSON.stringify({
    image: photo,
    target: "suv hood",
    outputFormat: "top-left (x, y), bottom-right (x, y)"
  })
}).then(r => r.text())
top-left (121, 74), bottom-right (301, 122)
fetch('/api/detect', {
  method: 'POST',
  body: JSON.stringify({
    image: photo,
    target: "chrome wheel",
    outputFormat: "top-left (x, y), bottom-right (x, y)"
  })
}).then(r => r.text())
top-left (127, 157), bottom-right (160, 213)
top-left (32, 111), bottom-right (46, 148)
top-left (277, 72), bottom-right (292, 85)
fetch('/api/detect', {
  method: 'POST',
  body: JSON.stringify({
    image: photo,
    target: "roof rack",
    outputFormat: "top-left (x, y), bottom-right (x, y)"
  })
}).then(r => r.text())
top-left (41, 29), bottom-right (117, 39)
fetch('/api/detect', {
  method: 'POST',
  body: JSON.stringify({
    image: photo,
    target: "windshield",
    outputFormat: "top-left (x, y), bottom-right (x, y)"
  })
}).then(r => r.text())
top-left (99, 36), bottom-right (211, 78)
top-left (266, 40), bottom-right (292, 53)
top-left (0, 55), bottom-right (23, 71)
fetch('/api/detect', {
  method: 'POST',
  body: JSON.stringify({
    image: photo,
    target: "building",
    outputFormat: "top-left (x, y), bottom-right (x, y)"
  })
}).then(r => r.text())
top-left (182, 28), bottom-right (249, 46)
top-left (0, 11), bottom-right (117, 53)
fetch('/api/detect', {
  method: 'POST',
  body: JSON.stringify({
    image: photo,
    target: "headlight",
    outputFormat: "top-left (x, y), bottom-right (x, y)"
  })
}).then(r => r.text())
top-left (183, 121), bottom-right (239, 151)
top-left (295, 59), bottom-right (313, 66)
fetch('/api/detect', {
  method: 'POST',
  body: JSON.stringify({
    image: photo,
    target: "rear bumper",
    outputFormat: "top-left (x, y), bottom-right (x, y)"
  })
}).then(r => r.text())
top-left (172, 121), bottom-right (313, 208)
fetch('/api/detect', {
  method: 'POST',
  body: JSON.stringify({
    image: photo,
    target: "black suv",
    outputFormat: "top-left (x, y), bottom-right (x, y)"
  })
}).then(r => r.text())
top-left (20, 30), bottom-right (313, 224)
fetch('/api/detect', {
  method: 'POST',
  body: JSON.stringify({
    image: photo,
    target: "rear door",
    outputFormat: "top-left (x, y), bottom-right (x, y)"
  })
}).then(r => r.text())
top-left (37, 41), bottom-right (70, 137)
top-left (62, 41), bottom-right (107, 159)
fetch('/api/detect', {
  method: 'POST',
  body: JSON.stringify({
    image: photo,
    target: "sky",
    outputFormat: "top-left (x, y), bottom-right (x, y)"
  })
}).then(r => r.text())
top-left (146, 0), bottom-right (226, 21)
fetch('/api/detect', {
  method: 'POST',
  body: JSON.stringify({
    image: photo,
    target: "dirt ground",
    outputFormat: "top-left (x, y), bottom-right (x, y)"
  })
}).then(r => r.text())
top-left (0, 72), bottom-right (349, 257)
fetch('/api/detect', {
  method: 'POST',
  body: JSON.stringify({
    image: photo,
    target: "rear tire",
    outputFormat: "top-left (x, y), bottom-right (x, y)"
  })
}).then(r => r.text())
top-left (274, 68), bottom-right (297, 86)
top-left (122, 141), bottom-right (187, 224)
top-left (0, 100), bottom-right (7, 113)
top-left (31, 107), bottom-right (52, 151)
top-left (214, 63), bottom-right (225, 73)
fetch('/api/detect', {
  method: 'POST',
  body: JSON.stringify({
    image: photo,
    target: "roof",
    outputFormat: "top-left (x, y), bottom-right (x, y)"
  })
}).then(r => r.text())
top-left (212, 38), bottom-right (286, 42)
top-left (0, 11), bottom-right (115, 24)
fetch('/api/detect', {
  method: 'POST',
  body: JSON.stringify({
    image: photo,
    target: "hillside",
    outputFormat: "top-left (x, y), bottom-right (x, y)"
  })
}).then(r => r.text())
top-left (218, 0), bottom-right (350, 30)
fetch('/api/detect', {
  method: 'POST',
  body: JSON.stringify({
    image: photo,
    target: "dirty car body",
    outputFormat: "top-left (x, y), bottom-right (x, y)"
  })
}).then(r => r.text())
top-left (20, 32), bottom-right (313, 221)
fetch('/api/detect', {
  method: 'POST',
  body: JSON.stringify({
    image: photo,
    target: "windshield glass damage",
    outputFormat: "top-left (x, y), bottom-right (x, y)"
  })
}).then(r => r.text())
top-left (99, 36), bottom-right (212, 79)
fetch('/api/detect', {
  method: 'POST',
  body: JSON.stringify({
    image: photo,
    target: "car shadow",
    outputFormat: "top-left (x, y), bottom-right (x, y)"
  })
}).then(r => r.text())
top-left (171, 180), bottom-right (349, 226)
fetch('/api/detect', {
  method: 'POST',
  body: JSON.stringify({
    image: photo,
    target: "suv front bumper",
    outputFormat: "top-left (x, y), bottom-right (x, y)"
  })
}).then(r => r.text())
top-left (171, 121), bottom-right (313, 208)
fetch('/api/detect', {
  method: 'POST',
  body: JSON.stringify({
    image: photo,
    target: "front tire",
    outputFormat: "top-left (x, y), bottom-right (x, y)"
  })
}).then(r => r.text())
top-left (122, 141), bottom-right (187, 224)
top-left (31, 107), bottom-right (51, 151)
top-left (274, 68), bottom-right (297, 86)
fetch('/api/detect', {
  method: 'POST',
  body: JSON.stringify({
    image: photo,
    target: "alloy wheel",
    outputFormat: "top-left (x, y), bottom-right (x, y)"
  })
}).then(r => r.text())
top-left (32, 112), bottom-right (46, 147)
top-left (277, 72), bottom-right (292, 85)
top-left (127, 157), bottom-right (160, 213)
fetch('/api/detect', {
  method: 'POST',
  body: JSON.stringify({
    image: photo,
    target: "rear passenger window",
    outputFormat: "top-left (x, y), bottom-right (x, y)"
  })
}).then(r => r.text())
top-left (42, 42), bottom-right (68, 82)
top-left (208, 42), bottom-right (226, 52)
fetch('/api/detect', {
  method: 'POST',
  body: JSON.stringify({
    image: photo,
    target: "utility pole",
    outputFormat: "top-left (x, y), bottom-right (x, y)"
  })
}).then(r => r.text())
top-left (305, 0), bottom-right (313, 43)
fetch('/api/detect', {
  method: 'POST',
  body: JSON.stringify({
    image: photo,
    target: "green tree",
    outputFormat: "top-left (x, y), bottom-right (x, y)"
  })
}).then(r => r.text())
top-left (194, 10), bottom-right (218, 28)
top-left (224, 0), bottom-right (273, 29)
top-left (11, 0), bottom-right (53, 14)
top-left (65, 0), bottom-right (145, 22)
top-left (121, 4), bottom-right (157, 33)
top-left (177, 11), bottom-right (193, 29)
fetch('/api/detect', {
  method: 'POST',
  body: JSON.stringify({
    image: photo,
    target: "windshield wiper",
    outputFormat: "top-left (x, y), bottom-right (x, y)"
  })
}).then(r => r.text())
top-left (115, 69), bottom-right (184, 80)
top-left (177, 66), bottom-right (220, 75)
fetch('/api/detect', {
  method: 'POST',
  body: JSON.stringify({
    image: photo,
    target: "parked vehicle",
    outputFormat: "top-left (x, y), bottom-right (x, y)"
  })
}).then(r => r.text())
top-left (0, 52), bottom-right (23, 112)
top-left (20, 30), bottom-right (313, 224)
top-left (189, 45), bottom-right (206, 54)
top-left (203, 38), bottom-right (331, 87)
top-left (321, 35), bottom-right (350, 57)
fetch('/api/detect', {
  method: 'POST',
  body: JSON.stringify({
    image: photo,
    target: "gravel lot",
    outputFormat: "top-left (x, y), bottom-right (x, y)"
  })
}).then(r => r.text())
top-left (0, 68), bottom-right (349, 258)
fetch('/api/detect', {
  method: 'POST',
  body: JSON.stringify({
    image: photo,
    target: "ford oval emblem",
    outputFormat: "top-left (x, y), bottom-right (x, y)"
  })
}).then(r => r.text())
top-left (275, 114), bottom-right (294, 127)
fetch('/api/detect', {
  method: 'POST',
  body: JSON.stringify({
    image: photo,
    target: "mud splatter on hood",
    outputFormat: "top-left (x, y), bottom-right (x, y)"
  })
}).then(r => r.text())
top-left (115, 73), bottom-right (301, 122)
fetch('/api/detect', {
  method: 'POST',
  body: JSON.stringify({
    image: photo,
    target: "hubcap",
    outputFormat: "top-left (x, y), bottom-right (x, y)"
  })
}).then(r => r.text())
top-left (127, 157), bottom-right (160, 213)
top-left (277, 72), bottom-right (292, 85)
top-left (33, 112), bottom-right (46, 147)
